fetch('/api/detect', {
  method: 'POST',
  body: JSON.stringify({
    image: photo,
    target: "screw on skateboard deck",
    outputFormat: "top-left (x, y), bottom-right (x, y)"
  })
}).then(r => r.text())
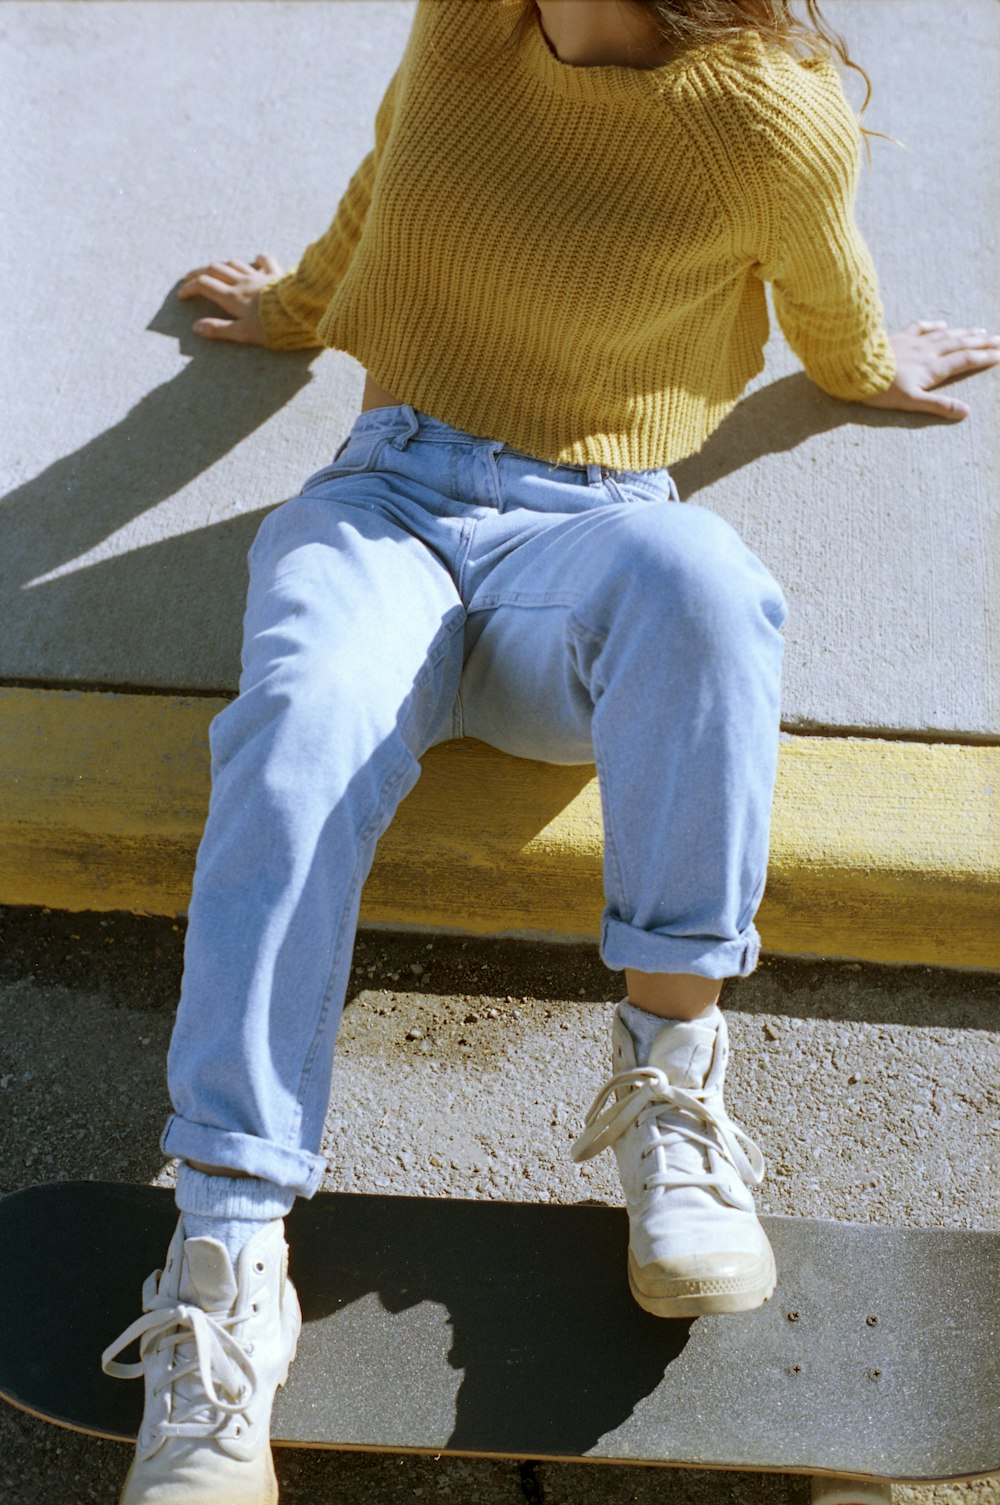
top-left (1, 1182), bottom-right (997, 1501)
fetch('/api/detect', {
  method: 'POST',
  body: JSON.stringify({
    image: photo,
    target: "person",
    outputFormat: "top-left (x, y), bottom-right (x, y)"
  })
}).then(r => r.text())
top-left (99, 2), bottom-right (1000, 1501)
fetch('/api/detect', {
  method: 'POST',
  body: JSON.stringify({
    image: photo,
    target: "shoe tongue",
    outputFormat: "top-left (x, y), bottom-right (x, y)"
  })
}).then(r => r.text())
top-left (647, 1020), bottom-right (716, 1089)
top-left (180, 1238), bottom-right (238, 1310)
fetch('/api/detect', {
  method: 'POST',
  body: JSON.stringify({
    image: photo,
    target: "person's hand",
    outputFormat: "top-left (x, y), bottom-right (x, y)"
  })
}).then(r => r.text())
top-left (177, 254), bottom-right (283, 345)
top-left (861, 320), bottom-right (1000, 421)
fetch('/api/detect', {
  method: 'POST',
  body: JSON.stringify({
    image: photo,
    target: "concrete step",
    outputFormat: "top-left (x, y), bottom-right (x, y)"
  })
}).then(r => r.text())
top-left (2, 687), bottom-right (997, 971)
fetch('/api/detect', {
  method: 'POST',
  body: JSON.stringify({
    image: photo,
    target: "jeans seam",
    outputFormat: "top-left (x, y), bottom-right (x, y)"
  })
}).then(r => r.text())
top-left (285, 612), bottom-right (465, 1152)
top-left (364, 434), bottom-right (392, 473)
top-left (453, 515), bottom-right (478, 602)
top-left (468, 591), bottom-right (581, 613)
top-left (603, 473), bottom-right (680, 507)
top-left (736, 864), bottom-right (769, 939)
top-left (592, 726), bottom-right (629, 942)
top-left (300, 435), bottom-right (393, 492)
top-left (287, 739), bottom-right (417, 1150)
top-left (563, 613), bottom-right (629, 924)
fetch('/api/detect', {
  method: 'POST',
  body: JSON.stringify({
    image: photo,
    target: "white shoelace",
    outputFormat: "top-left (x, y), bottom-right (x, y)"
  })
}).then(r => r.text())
top-left (102, 1271), bottom-right (259, 1438)
top-left (571, 1066), bottom-right (765, 1202)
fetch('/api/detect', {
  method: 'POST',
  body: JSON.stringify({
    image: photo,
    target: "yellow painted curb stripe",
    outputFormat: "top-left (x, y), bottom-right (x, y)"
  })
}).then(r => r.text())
top-left (1, 687), bottom-right (997, 969)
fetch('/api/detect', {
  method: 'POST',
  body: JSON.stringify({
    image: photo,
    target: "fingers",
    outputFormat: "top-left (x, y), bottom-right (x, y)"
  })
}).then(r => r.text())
top-left (932, 345), bottom-right (1000, 381)
top-left (179, 273), bottom-right (241, 310)
top-left (178, 261), bottom-right (242, 299)
top-left (936, 331), bottom-right (1000, 354)
top-left (181, 258), bottom-right (253, 285)
top-left (191, 316), bottom-right (256, 344)
top-left (915, 325), bottom-right (1000, 355)
top-left (884, 321), bottom-right (1000, 419)
top-left (178, 255), bottom-right (280, 300)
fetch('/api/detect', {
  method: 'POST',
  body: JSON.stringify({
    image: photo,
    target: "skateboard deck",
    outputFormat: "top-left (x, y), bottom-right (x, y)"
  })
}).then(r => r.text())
top-left (1, 1182), bottom-right (997, 1492)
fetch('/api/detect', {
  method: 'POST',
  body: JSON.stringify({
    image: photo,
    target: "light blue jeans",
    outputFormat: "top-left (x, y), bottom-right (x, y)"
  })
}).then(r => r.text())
top-left (162, 406), bottom-right (787, 1218)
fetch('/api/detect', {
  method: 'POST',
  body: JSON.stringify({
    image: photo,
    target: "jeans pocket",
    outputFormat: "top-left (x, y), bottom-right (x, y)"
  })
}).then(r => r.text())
top-left (300, 432), bottom-right (389, 493)
top-left (603, 468), bottom-right (680, 506)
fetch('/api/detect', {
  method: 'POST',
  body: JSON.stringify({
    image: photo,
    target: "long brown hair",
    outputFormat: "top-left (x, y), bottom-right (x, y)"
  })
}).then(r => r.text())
top-left (629, 0), bottom-right (872, 115)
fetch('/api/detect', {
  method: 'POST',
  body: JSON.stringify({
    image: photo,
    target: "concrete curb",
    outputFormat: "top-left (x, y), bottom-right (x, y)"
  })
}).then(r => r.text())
top-left (1, 686), bottom-right (997, 970)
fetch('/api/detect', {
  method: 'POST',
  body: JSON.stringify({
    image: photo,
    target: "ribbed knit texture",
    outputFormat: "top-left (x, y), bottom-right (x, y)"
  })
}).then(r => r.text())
top-left (259, 0), bottom-right (895, 469)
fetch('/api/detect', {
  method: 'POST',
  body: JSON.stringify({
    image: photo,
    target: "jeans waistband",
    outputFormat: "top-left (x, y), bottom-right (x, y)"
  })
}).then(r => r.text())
top-left (346, 405), bottom-right (676, 494)
top-left (352, 405), bottom-right (506, 449)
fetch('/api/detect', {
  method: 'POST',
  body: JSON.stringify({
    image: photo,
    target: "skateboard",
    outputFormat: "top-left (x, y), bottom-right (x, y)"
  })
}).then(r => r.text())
top-left (1, 1183), bottom-right (997, 1505)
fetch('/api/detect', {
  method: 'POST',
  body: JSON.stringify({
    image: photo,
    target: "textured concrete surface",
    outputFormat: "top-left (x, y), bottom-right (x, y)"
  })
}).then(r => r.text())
top-left (1, 0), bottom-right (998, 734)
top-left (0, 912), bottom-right (997, 1502)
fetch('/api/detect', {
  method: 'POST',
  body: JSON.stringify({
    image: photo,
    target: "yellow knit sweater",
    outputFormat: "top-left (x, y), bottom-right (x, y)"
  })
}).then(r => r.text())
top-left (259, 0), bottom-right (896, 469)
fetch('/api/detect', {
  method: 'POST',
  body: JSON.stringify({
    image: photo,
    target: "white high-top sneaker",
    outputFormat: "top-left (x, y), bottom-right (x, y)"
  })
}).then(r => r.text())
top-left (572, 1002), bottom-right (776, 1317)
top-left (102, 1219), bottom-right (301, 1504)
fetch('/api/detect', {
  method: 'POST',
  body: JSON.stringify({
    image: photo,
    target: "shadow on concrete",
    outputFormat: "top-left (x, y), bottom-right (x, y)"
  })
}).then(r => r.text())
top-left (4, 317), bottom-right (951, 692)
top-left (670, 370), bottom-right (951, 500)
top-left (7, 305), bottom-right (962, 696)
top-left (1, 291), bottom-right (317, 689)
top-left (8, 511), bottom-right (270, 690)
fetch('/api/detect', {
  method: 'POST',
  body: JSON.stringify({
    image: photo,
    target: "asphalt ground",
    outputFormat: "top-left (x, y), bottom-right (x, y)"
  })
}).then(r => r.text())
top-left (1, 909), bottom-right (997, 1504)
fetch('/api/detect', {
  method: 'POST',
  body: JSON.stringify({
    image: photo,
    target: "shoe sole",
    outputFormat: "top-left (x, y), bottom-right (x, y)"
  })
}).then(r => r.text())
top-left (628, 1247), bottom-right (777, 1318)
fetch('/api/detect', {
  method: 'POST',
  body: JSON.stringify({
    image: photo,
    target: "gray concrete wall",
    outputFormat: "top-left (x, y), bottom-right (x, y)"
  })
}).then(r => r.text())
top-left (2, 1), bottom-right (998, 734)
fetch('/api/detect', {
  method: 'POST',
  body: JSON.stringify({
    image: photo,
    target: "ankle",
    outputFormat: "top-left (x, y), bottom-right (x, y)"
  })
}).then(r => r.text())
top-left (175, 1163), bottom-right (296, 1225)
top-left (624, 968), bottom-right (722, 1020)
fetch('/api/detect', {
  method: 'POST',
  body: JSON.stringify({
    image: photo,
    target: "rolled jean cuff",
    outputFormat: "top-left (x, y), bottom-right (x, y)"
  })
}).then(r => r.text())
top-left (161, 1115), bottom-right (327, 1200)
top-left (600, 914), bottom-right (761, 980)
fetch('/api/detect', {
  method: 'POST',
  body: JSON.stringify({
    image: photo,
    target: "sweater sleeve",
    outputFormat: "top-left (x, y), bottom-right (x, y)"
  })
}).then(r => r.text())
top-left (258, 68), bottom-right (401, 351)
top-left (754, 60), bottom-right (896, 399)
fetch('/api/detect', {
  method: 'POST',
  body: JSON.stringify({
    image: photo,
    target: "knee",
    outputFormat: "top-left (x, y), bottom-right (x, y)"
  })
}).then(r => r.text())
top-left (618, 505), bottom-right (787, 639)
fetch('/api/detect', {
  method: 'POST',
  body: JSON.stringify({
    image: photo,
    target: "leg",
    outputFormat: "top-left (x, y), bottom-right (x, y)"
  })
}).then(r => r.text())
top-left (460, 493), bottom-right (786, 1314)
top-left (102, 480), bottom-right (465, 1505)
top-left (163, 488), bottom-right (466, 1204)
top-left (623, 969), bottom-right (722, 1019)
top-left (461, 498), bottom-right (787, 980)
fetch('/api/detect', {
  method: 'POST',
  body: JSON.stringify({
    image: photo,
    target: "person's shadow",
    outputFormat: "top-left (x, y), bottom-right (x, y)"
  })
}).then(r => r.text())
top-left (6, 1184), bottom-right (692, 1456)
top-left (1, 292), bottom-right (319, 689)
top-left (3, 299), bottom-right (946, 692)
top-left (284, 1192), bottom-right (694, 1457)
top-left (671, 369), bottom-right (939, 502)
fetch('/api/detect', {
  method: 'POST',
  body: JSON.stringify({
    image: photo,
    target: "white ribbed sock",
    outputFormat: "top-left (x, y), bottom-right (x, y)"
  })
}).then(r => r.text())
top-left (175, 1165), bottom-right (293, 1267)
top-left (181, 1212), bottom-right (273, 1266)
top-left (619, 997), bottom-right (722, 1065)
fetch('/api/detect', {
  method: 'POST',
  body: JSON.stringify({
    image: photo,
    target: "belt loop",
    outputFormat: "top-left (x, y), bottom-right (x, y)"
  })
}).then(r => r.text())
top-left (389, 405), bottom-right (421, 450)
top-left (589, 464), bottom-right (606, 487)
